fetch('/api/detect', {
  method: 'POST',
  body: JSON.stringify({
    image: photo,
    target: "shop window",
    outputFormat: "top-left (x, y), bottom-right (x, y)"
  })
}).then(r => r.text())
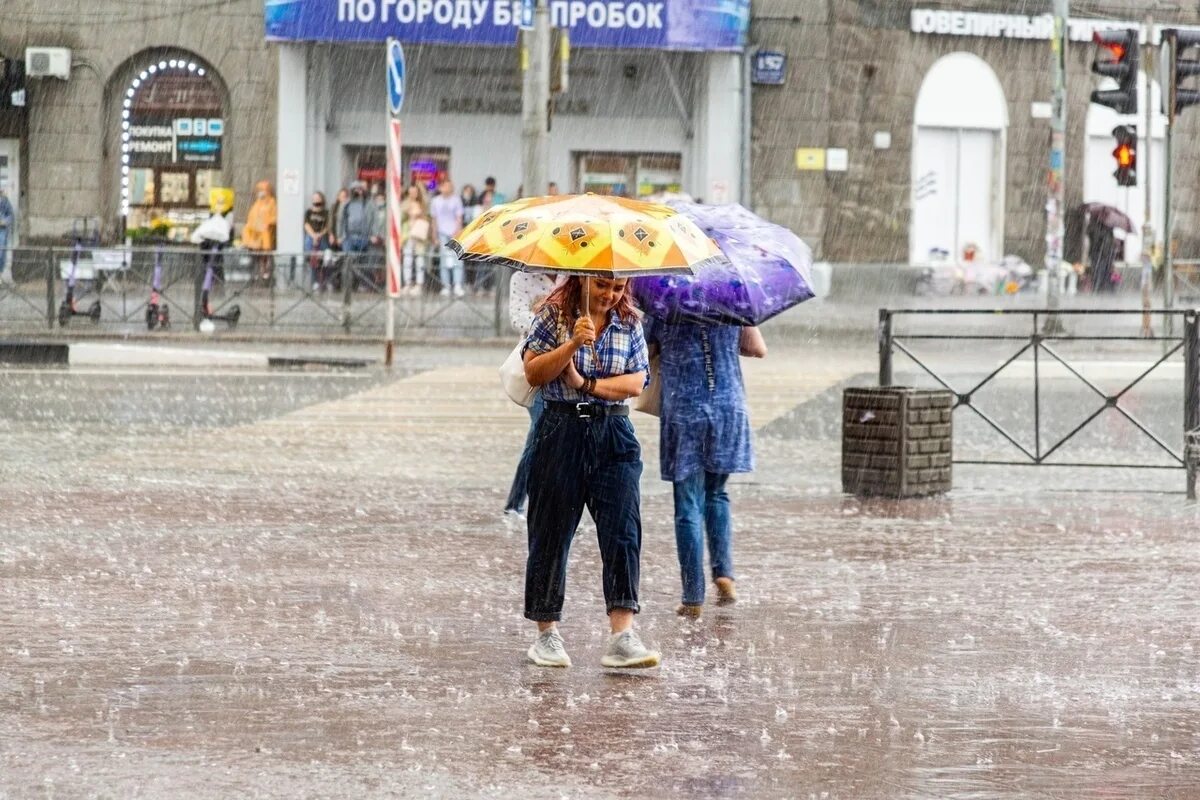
top-left (120, 55), bottom-right (224, 240)
top-left (575, 152), bottom-right (681, 198)
top-left (403, 147), bottom-right (451, 193)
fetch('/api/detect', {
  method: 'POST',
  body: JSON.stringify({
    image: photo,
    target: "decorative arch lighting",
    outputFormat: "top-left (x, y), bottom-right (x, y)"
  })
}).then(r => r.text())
top-left (120, 55), bottom-right (217, 218)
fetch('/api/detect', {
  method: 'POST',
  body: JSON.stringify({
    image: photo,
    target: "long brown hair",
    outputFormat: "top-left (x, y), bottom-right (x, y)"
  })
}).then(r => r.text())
top-left (542, 275), bottom-right (640, 326)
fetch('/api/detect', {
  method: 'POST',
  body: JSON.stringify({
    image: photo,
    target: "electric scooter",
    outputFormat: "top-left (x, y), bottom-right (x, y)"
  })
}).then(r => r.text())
top-left (198, 240), bottom-right (240, 329)
top-left (145, 244), bottom-right (170, 330)
top-left (57, 235), bottom-right (102, 327)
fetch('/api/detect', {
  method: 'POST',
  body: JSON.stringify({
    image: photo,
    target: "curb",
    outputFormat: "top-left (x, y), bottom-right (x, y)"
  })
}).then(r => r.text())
top-left (0, 341), bottom-right (374, 370)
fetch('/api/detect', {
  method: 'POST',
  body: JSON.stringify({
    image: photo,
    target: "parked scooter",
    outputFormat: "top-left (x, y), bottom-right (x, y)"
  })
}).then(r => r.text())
top-left (191, 188), bottom-right (240, 331)
top-left (145, 244), bottom-right (170, 330)
top-left (198, 240), bottom-right (240, 330)
top-left (57, 223), bottom-right (102, 327)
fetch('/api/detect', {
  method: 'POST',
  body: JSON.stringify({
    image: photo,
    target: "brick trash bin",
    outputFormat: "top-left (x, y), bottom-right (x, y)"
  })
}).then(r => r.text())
top-left (842, 387), bottom-right (953, 497)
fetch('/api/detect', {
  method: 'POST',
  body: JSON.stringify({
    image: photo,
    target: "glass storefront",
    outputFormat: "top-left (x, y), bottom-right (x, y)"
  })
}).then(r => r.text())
top-left (121, 59), bottom-right (225, 241)
top-left (576, 152), bottom-right (682, 198)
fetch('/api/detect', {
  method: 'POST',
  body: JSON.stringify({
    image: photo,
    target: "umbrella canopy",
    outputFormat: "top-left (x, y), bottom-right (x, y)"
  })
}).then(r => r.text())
top-left (633, 201), bottom-right (815, 326)
top-left (1081, 202), bottom-right (1135, 233)
top-left (448, 194), bottom-right (726, 278)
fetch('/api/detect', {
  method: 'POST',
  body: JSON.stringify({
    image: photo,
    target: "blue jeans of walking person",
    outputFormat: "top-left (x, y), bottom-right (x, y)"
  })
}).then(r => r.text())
top-left (504, 390), bottom-right (545, 514)
top-left (673, 471), bottom-right (733, 607)
top-left (525, 407), bottom-right (644, 622)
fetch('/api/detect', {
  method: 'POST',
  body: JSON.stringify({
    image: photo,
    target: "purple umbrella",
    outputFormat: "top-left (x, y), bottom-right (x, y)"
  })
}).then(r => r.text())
top-left (632, 201), bottom-right (814, 326)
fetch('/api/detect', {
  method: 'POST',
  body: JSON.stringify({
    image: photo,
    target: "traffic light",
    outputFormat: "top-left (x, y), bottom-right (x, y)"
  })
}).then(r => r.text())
top-left (1112, 125), bottom-right (1137, 187)
top-left (1091, 29), bottom-right (1139, 114)
top-left (1164, 29), bottom-right (1200, 118)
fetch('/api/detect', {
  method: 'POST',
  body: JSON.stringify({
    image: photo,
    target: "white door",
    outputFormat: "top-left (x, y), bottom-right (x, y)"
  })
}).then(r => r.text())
top-left (0, 138), bottom-right (18, 247)
top-left (912, 127), bottom-right (997, 263)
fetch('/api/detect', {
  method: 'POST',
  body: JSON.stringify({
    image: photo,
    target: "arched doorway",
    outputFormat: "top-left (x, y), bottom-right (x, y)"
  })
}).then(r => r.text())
top-left (911, 53), bottom-right (1008, 265)
top-left (1083, 72), bottom-right (1166, 259)
top-left (106, 51), bottom-right (228, 241)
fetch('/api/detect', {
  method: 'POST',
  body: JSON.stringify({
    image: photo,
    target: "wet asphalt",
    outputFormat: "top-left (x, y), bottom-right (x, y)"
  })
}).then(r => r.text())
top-left (1, 347), bottom-right (1198, 798)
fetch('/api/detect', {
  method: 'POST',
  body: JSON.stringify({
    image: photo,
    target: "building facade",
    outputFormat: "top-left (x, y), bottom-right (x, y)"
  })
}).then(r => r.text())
top-left (3, 0), bottom-right (1199, 270)
top-left (751, 0), bottom-right (1200, 266)
top-left (268, 0), bottom-right (751, 252)
top-left (0, 0), bottom-right (277, 246)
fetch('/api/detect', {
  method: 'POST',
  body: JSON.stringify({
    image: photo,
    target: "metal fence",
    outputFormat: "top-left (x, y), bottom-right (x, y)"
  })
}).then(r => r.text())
top-left (0, 245), bottom-right (511, 337)
top-left (878, 308), bottom-right (1200, 497)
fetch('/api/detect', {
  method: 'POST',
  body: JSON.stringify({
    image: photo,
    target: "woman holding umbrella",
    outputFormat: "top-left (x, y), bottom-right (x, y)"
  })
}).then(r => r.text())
top-left (451, 193), bottom-right (728, 668)
top-left (521, 275), bottom-right (660, 669)
top-left (644, 318), bottom-right (766, 617)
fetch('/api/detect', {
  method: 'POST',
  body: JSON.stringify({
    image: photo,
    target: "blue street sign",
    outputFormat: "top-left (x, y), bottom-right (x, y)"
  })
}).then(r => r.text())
top-left (752, 50), bottom-right (786, 85)
top-left (518, 0), bottom-right (534, 30)
top-left (386, 37), bottom-right (405, 116)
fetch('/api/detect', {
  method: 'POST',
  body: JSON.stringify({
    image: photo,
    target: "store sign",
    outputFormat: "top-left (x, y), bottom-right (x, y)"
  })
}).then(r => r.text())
top-left (128, 117), bottom-right (224, 167)
top-left (909, 9), bottom-right (1180, 43)
top-left (264, 0), bottom-right (749, 51)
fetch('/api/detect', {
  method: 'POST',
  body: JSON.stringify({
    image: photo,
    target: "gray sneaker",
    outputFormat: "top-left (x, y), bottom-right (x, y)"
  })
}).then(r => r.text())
top-left (600, 629), bottom-right (661, 669)
top-left (527, 628), bottom-right (571, 667)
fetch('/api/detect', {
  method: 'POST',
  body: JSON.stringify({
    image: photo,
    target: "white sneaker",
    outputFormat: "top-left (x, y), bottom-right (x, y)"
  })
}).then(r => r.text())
top-left (453, 286), bottom-right (466, 298)
top-left (527, 628), bottom-right (571, 667)
top-left (601, 629), bottom-right (660, 668)
top-left (439, 287), bottom-right (451, 297)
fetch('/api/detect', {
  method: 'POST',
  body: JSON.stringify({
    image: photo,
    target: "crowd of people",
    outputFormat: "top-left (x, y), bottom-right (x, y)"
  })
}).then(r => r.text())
top-left (299, 176), bottom-right (534, 296)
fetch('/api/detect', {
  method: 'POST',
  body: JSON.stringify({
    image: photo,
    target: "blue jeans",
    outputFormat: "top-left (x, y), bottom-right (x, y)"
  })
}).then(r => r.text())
top-left (0, 228), bottom-right (8, 273)
top-left (525, 407), bottom-right (644, 622)
top-left (672, 471), bottom-right (733, 606)
top-left (438, 233), bottom-right (464, 291)
top-left (505, 390), bottom-right (544, 513)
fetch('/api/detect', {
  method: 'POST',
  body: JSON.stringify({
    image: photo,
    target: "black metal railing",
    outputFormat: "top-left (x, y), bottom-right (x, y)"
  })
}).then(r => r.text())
top-left (878, 308), bottom-right (1200, 497)
top-left (0, 244), bottom-right (510, 337)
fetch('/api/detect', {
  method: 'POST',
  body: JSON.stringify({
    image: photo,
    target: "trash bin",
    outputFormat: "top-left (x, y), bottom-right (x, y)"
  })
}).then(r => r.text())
top-left (842, 387), bottom-right (954, 497)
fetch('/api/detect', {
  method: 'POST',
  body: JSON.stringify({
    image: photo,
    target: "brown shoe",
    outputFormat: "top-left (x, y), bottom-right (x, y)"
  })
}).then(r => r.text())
top-left (675, 603), bottom-right (702, 618)
top-left (714, 577), bottom-right (737, 605)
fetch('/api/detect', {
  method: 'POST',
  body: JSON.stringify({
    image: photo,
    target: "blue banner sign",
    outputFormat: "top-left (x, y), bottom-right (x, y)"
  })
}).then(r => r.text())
top-left (264, 0), bottom-right (749, 51)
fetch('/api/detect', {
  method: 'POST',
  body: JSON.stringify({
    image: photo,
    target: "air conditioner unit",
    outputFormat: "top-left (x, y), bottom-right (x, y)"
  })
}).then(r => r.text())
top-left (25, 48), bottom-right (71, 80)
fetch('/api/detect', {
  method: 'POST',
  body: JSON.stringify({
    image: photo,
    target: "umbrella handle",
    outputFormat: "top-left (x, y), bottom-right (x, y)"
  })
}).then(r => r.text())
top-left (583, 278), bottom-right (598, 370)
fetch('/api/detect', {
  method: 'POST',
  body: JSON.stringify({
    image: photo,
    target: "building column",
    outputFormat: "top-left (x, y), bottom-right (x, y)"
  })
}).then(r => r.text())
top-left (276, 43), bottom-right (308, 254)
top-left (694, 52), bottom-right (743, 205)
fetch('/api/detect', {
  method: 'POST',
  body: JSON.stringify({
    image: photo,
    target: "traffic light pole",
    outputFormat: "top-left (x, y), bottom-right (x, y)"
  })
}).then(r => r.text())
top-left (1044, 0), bottom-right (1068, 333)
top-left (1165, 31), bottom-right (1177, 339)
top-left (1142, 13), bottom-right (1154, 338)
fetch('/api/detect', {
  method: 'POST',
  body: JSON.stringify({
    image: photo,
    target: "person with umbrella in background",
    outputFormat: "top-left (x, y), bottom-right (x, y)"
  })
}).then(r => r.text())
top-left (634, 200), bottom-right (815, 617)
top-left (452, 193), bottom-right (726, 669)
top-left (1080, 203), bottom-right (1132, 294)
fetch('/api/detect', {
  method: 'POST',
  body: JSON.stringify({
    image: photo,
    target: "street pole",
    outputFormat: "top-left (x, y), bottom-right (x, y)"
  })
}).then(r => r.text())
top-left (521, 0), bottom-right (550, 199)
top-left (513, 0), bottom-right (550, 307)
top-left (1141, 14), bottom-right (1155, 338)
top-left (1044, 0), bottom-right (1068, 334)
top-left (1164, 30), bottom-right (1177, 340)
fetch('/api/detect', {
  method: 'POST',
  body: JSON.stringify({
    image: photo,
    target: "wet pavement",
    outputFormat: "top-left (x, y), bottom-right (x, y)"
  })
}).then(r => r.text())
top-left (2, 343), bottom-right (1199, 798)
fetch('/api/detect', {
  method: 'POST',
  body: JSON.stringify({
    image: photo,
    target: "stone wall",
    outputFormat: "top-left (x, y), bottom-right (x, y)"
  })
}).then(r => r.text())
top-left (0, 0), bottom-right (276, 243)
top-left (750, 0), bottom-right (1200, 264)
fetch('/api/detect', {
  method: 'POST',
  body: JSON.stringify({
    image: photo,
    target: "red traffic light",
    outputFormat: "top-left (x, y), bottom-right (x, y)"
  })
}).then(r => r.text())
top-left (1094, 32), bottom-right (1126, 61)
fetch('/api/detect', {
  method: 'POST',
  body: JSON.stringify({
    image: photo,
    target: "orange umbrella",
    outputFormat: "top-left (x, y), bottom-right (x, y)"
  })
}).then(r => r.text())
top-left (449, 193), bottom-right (726, 278)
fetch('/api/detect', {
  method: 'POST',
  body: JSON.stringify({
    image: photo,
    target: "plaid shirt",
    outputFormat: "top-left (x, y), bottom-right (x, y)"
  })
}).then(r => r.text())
top-left (524, 305), bottom-right (650, 405)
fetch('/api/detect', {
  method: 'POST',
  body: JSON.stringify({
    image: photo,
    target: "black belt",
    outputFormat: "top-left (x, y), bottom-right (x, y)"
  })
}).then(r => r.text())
top-left (546, 401), bottom-right (630, 418)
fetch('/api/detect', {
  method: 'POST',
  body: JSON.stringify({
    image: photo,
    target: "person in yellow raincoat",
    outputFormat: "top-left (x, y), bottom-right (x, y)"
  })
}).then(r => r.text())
top-left (243, 180), bottom-right (277, 284)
